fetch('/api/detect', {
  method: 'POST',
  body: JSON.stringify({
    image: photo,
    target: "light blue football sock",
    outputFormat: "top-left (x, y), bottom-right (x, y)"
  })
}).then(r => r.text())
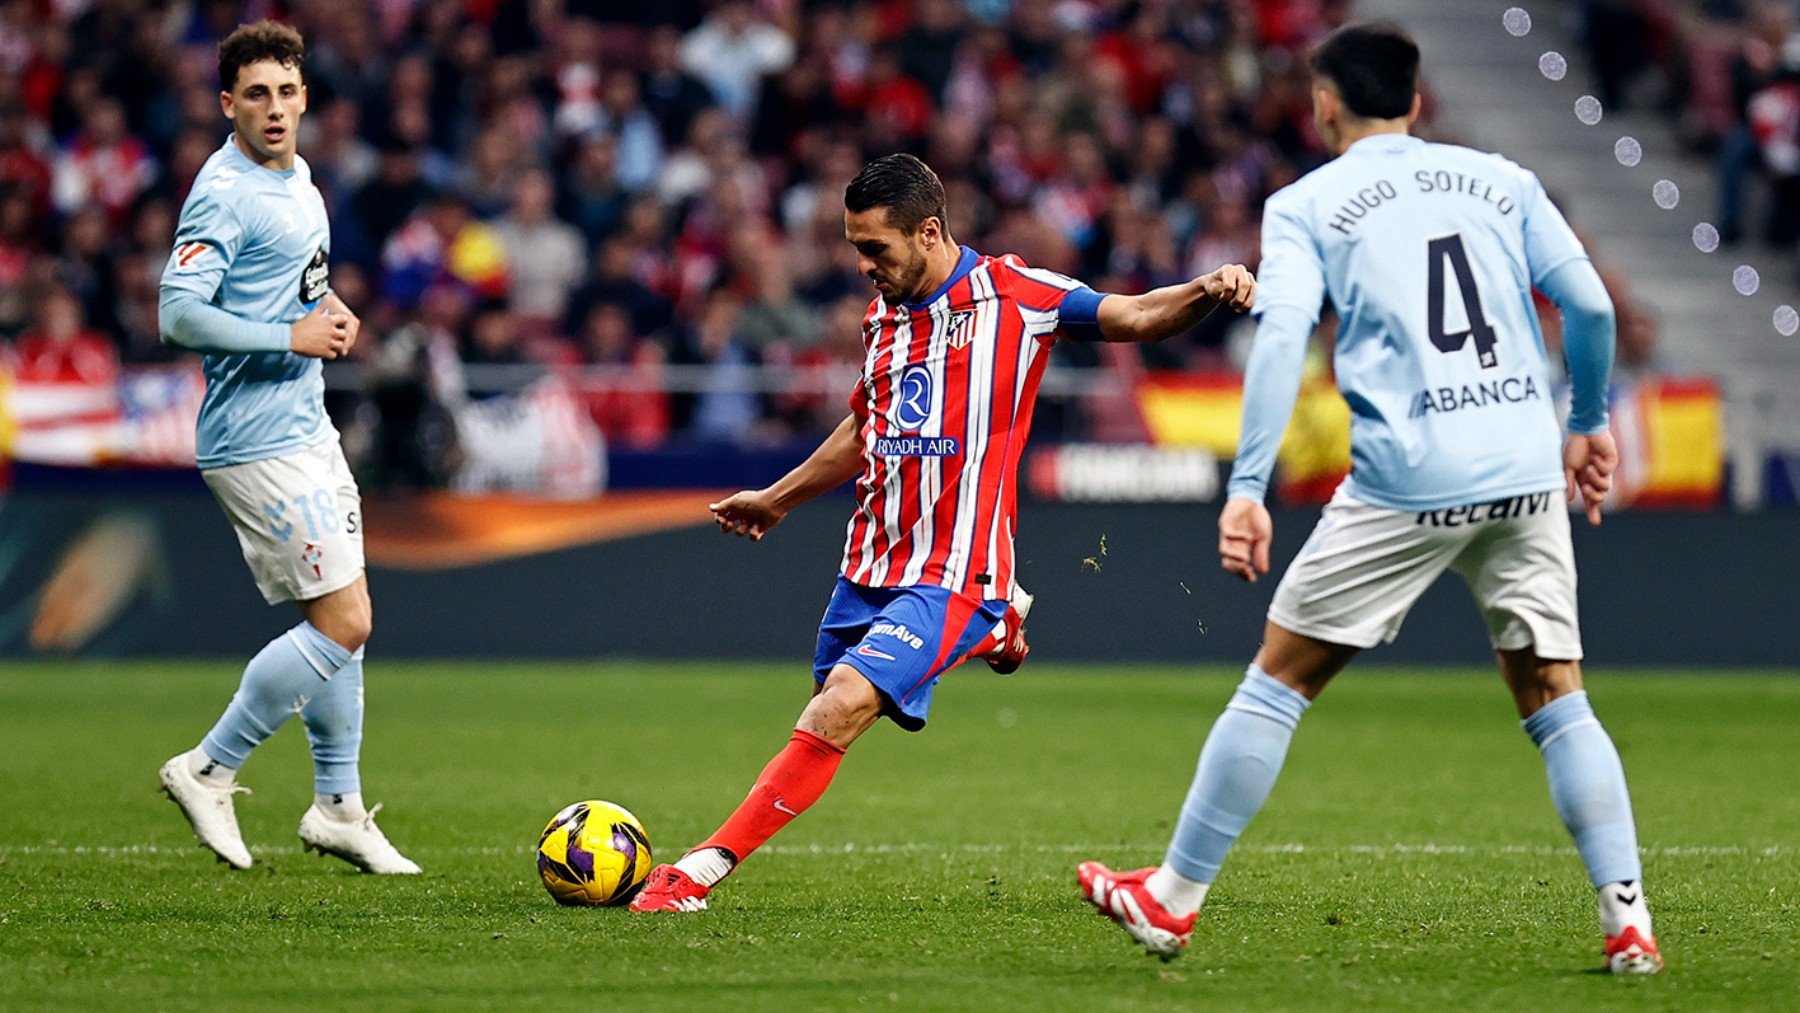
top-left (1164, 665), bottom-right (1311, 884)
top-left (200, 622), bottom-right (351, 770)
top-left (1522, 690), bottom-right (1642, 887)
top-left (301, 645), bottom-right (364, 797)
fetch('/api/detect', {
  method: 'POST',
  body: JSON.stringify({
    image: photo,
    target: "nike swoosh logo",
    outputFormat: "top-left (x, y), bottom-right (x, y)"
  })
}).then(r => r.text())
top-left (1616, 892), bottom-right (1640, 906)
top-left (856, 644), bottom-right (896, 662)
top-left (773, 799), bottom-right (798, 816)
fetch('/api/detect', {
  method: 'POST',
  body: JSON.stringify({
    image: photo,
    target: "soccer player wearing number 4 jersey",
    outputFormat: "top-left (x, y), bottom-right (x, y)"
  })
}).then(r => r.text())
top-left (629, 154), bottom-right (1257, 912)
top-left (1079, 23), bottom-right (1661, 974)
top-left (154, 22), bottom-right (416, 875)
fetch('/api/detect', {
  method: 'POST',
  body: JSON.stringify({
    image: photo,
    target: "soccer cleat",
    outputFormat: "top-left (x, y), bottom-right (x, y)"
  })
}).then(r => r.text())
top-left (1078, 861), bottom-right (1195, 960)
top-left (298, 802), bottom-right (421, 874)
top-left (985, 586), bottom-right (1035, 675)
top-left (158, 753), bottom-right (253, 870)
top-left (628, 864), bottom-right (711, 912)
top-left (1605, 926), bottom-right (1664, 974)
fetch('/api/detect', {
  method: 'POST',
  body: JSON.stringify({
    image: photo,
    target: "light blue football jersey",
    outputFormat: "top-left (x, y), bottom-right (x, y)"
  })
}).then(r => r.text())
top-left (162, 137), bottom-right (335, 469)
top-left (1253, 134), bottom-right (1589, 511)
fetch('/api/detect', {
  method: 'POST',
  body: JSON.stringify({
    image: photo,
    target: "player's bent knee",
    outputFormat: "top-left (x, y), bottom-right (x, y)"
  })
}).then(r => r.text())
top-left (799, 665), bottom-right (884, 747)
top-left (1498, 650), bottom-right (1583, 717)
top-left (302, 578), bottom-right (373, 653)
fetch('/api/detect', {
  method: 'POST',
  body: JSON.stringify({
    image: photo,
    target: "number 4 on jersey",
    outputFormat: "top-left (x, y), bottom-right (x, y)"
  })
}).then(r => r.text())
top-left (1426, 233), bottom-right (1499, 369)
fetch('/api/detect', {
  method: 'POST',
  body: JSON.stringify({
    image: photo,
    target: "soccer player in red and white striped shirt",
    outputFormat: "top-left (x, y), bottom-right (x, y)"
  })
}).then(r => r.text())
top-left (631, 154), bottom-right (1255, 912)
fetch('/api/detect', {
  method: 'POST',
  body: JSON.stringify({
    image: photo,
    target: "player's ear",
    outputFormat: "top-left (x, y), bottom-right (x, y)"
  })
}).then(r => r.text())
top-left (298, 84), bottom-right (308, 116)
top-left (919, 216), bottom-right (941, 251)
top-left (220, 91), bottom-right (233, 119)
top-left (1405, 92), bottom-right (1422, 127)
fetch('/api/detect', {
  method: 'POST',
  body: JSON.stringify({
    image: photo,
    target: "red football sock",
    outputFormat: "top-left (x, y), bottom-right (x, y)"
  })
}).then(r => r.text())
top-left (691, 729), bottom-right (846, 876)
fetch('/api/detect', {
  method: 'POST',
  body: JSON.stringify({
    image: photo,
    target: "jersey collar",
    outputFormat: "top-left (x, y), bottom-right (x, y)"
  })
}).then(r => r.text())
top-left (222, 134), bottom-right (298, 178)
top-left (904, 245), bottom-right (978, 312)
top-left (1345, 133), bottom-right (1424, 158)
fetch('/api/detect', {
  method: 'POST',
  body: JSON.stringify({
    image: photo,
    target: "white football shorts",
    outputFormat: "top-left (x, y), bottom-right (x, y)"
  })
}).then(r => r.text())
top-left (202, 439), bottom-right (365, 605)
top-left (1268, 485), bottom-right (1582, 659)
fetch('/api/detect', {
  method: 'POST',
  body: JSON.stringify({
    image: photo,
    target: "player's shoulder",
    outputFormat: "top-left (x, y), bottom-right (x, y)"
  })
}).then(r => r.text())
top-left (183, 142), bottom-right (258, 217)
top-left (982, 251), bottom-right (1081, 295)
top-left (1265, 158), bottom-right (1345, 218)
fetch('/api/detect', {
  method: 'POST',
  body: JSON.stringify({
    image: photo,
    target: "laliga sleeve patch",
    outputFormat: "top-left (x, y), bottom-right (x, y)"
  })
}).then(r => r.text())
top-left (300, 246), bottom-right (330, 303)
top-left (173, 242), bottom-right (214, 273)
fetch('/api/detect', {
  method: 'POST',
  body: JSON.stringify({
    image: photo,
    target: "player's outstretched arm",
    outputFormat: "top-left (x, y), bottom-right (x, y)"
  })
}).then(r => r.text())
top-left (1092, 265), bottom-right (1257, 344)
top-left (710, 413), bottom-right (865, 541)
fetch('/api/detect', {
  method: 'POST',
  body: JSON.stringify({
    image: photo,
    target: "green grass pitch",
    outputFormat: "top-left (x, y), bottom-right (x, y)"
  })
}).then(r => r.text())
top-left (1, 662), bottom-right (1794, 1009)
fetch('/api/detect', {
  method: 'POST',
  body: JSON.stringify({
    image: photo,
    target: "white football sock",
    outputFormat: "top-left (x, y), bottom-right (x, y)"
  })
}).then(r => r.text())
top-left (315, 791), bottom-right (368, 821)
top-left (673, 847), bottom-right (736, 888)
top-left (186, 746), bottom-right (237, 788)
top-left (1598, 880), bottom-right (1653, 937)
top-left (1145, 866), bottom-right (1211, 918)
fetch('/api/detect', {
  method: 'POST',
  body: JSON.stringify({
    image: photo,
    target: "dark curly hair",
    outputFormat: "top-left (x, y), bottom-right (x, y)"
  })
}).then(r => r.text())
top-left (218, 21), bottom-right (305, 93)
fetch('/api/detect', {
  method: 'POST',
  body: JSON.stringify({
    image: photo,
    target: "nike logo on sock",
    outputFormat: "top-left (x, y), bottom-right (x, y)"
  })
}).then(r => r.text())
top-left (772, 798), bottom-right (798, 816)
top-left (1616, 891), bottom-right (1640, 906)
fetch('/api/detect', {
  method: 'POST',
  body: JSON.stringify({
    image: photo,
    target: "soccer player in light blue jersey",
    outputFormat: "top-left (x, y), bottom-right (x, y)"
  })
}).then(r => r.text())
top-left (155, 22), bottom-right (416, 875)
top-left (1082, 23), bottom-right (1660, 973)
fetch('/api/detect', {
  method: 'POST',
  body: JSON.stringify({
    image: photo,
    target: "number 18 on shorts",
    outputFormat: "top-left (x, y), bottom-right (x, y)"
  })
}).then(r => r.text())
top-left (201, 439), bottom-right (364, 605)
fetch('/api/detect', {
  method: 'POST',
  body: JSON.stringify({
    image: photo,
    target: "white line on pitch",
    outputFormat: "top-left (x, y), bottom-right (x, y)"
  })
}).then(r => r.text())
top-left (0, 842), bottom-right (1782, 858)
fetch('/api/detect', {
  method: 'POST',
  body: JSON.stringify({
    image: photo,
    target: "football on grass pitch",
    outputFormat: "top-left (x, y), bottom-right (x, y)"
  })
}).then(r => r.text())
top-left (536, 801), bottom-right (653, 906)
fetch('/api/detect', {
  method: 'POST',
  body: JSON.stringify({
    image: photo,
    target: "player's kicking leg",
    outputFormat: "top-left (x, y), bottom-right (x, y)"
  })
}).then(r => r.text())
top-left (1080, 623), bottom-right (1354, 959)
top-left (1501, 650), bottom-right (1660, 973)
top-left (628, 663), bottom-right (875, 911)
top-left (633, 578), bottom-right (1008, 912)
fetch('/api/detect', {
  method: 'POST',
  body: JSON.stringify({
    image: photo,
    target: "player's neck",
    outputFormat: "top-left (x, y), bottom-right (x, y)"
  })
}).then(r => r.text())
top-left (1332, 121), bottom-right (1410, 157)
top-left (231, 131), bottom-right (295, 172)
top-left (905, 241), bottom-right (963, 304)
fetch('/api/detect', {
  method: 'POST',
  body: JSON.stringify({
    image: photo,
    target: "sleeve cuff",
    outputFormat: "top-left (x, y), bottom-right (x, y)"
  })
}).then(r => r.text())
top-left (1568, 411), bottom-right (1610, 436)
top-left (1225, 475), bottom-right (1269, 502)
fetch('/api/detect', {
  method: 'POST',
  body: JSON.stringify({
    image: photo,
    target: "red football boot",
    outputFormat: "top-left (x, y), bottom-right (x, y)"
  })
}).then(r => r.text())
top-left (1078, 861), bottom-right (1195, 960)
top-left (1605, 925), bottom-right (1664, 974)
top-left (628, 864), bottom-right (711, 913)
top-left (985, 586), bottom-right (1035, 675)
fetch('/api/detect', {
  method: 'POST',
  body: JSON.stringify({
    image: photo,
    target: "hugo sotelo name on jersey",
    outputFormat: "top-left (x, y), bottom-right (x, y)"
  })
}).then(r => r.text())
top-left (1325, 170), bottom-right (1520, 236)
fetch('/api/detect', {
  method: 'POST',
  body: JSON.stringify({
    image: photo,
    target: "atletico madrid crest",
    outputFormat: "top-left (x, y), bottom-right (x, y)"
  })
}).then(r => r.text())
top-left (946, 309), bottom-right (976, 349)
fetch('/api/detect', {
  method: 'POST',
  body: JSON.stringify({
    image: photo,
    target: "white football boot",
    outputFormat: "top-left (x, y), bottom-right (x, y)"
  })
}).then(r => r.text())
top-left (158, 753), bottom-right (254, 870)
top-left (298, 802), bottom-right (421, 874)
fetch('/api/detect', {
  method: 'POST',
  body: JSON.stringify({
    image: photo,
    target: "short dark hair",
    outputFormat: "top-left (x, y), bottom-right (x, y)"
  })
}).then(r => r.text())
top-left (1309, 21), bottom-right (1420, 120)
top-left (844, 153), bottom-right (949, 234)
top-left (218, 21), bottom-right (305, 93)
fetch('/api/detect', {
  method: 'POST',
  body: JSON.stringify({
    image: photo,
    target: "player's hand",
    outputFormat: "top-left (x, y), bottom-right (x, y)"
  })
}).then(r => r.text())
top-left (709, 489), bottom-right (787, 541)
top-left (1218, 496), bottom-right (1273, 582)
top-left (1563, 430), bottom-right (1618, 526)
top-left (1202, 264), bottom-right (1257, 313)
top-left (289, 303), bottom-right (350, 359)
top-left (325, 293), bottom-right (362, 355)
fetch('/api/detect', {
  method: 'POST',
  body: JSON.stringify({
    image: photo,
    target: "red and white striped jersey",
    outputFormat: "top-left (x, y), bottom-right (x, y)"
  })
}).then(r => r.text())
top-left (841, 247), bottom-right (1097, 600)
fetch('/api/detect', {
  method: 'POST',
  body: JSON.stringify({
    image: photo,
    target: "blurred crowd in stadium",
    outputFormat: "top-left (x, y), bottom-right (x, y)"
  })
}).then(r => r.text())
top-left (1577, 0), bottom-right (1800, 249)
top-left (5, 0), bottom-right (1773, 472)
